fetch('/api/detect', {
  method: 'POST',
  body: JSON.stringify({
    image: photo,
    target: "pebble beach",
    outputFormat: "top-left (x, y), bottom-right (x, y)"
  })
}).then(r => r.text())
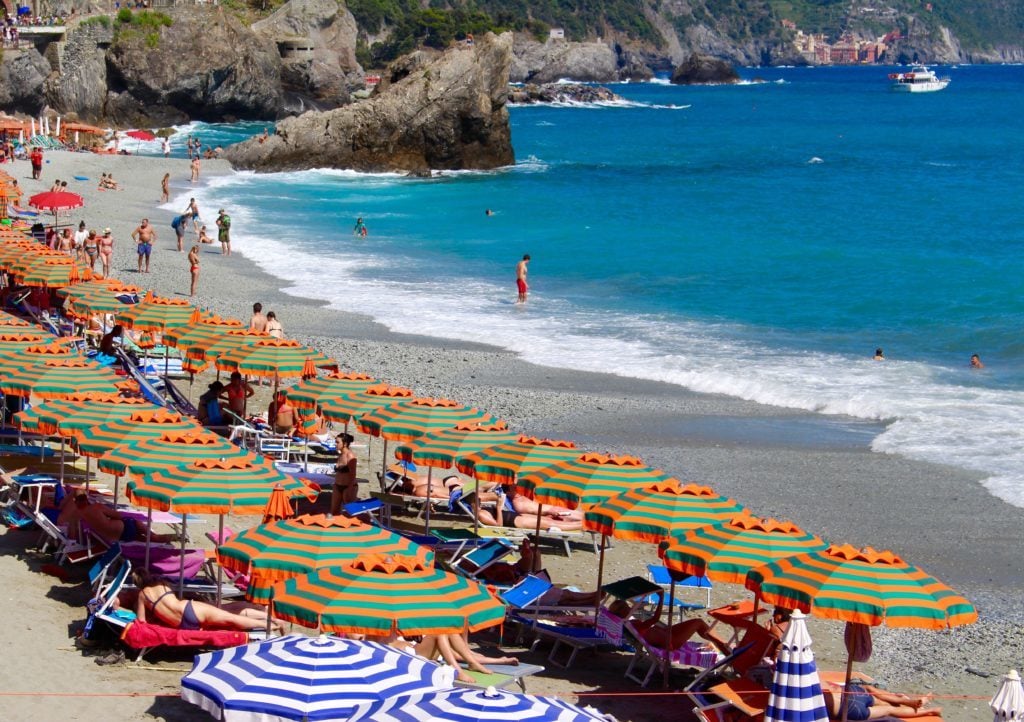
top-left (0, 149), bottom-right (1021, 721)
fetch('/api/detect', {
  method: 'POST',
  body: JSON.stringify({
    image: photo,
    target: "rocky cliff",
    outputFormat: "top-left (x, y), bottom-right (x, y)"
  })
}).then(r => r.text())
top-left (224, 32), bottom-right (514, 173)
top-left (0, 49), bottom-right (52, 115)
top-left (510, 37), bottom-right (619, 83)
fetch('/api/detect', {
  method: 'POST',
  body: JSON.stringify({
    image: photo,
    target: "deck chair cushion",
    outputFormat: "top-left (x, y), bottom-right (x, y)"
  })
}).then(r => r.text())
top-left (122, 621), bottom-right (248, 650)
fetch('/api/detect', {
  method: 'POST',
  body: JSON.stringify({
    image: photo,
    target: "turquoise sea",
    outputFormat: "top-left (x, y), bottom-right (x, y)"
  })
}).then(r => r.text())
top-left (149, 65), bottom-right (1024, 508)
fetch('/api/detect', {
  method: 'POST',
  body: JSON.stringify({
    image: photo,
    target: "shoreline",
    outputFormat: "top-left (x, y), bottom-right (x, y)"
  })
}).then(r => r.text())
top-left (2, 149), bottom-right (1021, 720)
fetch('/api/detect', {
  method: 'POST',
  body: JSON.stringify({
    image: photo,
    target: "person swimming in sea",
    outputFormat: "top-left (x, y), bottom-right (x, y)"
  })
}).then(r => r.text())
top-left (873, 348), bottom-right (885, 361)
top-left (353, 217), bottom-right (367, 237)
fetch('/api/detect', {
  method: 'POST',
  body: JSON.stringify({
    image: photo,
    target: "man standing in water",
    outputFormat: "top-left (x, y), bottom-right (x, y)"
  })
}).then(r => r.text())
top-left (132, 218), bottom-right (156, 273)
top-left (216, 209), bottom-right (232, 256)
top-left (516, 254), bottom-right (531, 304)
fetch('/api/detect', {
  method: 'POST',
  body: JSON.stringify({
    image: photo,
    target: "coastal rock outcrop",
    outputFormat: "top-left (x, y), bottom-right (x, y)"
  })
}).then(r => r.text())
top-left (511, 37), bottom-right (618, 83)
top-left (671, 53), bottom-right (740, 85)
top-left (0, 48), bottom-right (52, 114)
top-left (508, 83), bottom-right (622, 105)
top-left (105, 9), bottom-right (283, 124)
top-left (44, 18), bottom-right (114, 121)
top-left (252, 0), bottom-right (364, 107)
top-left (224, 31), bottom-right (514, 173)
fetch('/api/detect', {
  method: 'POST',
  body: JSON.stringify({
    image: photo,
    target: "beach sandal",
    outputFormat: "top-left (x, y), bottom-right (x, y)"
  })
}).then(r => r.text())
top-left (95, 650), bottom-right (125, 666)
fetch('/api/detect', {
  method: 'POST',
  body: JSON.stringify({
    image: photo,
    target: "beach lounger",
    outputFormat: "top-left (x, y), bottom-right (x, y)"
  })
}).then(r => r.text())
top-left (647, 563), bottom-right (712, 614)
top-left (164, 378), bottom-right (198, 417)
top-left (530, 606), bottom-right (626, 669)
top-left (448, 537), bottom-right (517, 581)
top-left (624, 620), bottom-right (723, 687)
top-left (455, 662), bottom-right (546, 693)
top-left (31, 506), bottom-right (109, 564)
top-left (454, 492), bottom-right (600, 556)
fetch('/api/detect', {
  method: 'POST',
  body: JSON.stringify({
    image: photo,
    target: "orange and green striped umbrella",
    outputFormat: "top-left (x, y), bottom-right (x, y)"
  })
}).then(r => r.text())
top-left (61, 279), bottom-right (140, 317)
top-left (215, 338), bottom-right (338, 379)
top-left (0, 312), bottom-right (33, 328)
top-left (15, 255), bottom-right (92, 287)
top-left (584, 479), bottom-right (747, 544)
top-left (126, 456), bottom-right (314, 515)
top-left (217, 513), bottom-right (429, 603)
top-left (14, 394), bottom-right (154, 436)
top-left (116, 293), bottom-right (198, 332)
top-left (73, 408), bottom-right (200, 457)
top-left (4, 246), bottom-right (58, 275)
top-left (745, 543), bottom-right (978, 629)
top-left (394, 421), bottom-right (518, 470)
top-left (98, 429), bottom-right (241, 477)
top-left (319, 384), bottom-right (414, 425)
top-left (0, 357), bottom-right (122, 399)
top-left (270, 553), bottom-right (505, 636)
top-left (0, 334), bottom-right (66, 360)
top-left (456, 436), bottom-right (582, 483)
top-left (357, 398), bottom-right (499, 443)
top-left (518, 453), bottom-right (672, 510)
top-left (164, 316), bottom-right (244, 354)
top-left (285, 371), bottom-right (380, 411)
top-left (661, 513), bottom-right (827, 585)
top-left (185, 328), bottom-right (270, 363)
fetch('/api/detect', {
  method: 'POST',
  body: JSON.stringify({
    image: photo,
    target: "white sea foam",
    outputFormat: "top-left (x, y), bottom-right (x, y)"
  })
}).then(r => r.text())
top-left (187, 172), bottom-right (1024, 511)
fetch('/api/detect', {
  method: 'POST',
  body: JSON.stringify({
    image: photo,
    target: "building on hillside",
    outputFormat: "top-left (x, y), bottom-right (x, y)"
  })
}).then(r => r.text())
top-left (549, 28), bottom-right (564, 40)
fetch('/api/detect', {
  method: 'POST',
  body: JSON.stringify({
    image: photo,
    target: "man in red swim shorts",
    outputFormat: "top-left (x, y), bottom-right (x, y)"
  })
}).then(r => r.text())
top-left (516, 253), bottom-right (530, 303)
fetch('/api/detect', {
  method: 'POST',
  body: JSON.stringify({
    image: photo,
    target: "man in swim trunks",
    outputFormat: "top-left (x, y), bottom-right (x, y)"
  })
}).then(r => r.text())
top-left (216, 209), bottom-right (231, 256)
top-left (516, 254), bottom-right (530, 303)
top-left (821, 680), bottom-right (940, 720)
top-left (131, 218), bottom-right (156, 273)
top-left (66, 494), bottom-right (174, 545)
top-left (29, 146), bottom-right (42, 180)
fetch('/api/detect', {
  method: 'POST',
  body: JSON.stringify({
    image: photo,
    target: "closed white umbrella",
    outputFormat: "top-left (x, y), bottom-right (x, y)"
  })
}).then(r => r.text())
top-left (765, 609), bottom-right (829, 722)
top-left (991, 669), bottom-right (1024, 722)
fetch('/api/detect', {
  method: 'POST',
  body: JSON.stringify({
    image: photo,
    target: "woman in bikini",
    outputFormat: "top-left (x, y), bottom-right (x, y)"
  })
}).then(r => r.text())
top-left (330, 433), bottom-right (358, 514)
top-left (160, 172), bottom-right (170, 203)
top-left (98, 228), bottom-right (114, 278)
top-left (82, 230), bottom-right (100, 271)
top-left (132, 569), bottom-right (284, 633)
top-left (188, 244), bottom-right (200, 296)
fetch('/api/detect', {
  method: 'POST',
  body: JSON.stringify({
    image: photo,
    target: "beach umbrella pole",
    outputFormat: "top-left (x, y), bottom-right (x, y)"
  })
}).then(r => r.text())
top-left (113, 474), bottom-right (121, 506)
top-left (424, 467), bottom-right (433, 532)
top-left (593, 534), bottom-right (606, 625)
top-left (266, 588), bottom-right (274, 636)
top-left (841, 652), bottom-right (856, 722)
top-left (533, 504), bottom-right (543, 573)
top-left (145, 505), bottom-right (152, 570)
top-left (663, 580), bottom-right (676, 689)
top-left (178, 514), bottom-right (188, 597)
top-left (216, 514), bottom-right (224, 606)
top-left (59, 440), bottom-right (65, 485)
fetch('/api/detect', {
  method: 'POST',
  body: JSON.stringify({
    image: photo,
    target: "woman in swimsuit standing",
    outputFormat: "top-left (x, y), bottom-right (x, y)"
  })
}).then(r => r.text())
top-left (188, 244), bottom-right (200, 296)
top-left (131, 570), bottom-right (284, 632)
top-left (330, 433), bottom-right (358, 514)
top-left (82, 230), bottom-right (100, 271)
top-left (160, 172), bottom-right (170, 203)
top-left (98, 228), bottom-right (114, 278)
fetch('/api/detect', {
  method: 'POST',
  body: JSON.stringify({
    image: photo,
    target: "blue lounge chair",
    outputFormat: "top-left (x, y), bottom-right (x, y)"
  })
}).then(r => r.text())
top-left (449, 537), bottom-right (516, 582)
top-left (647, 563), bottom-right (712, 612)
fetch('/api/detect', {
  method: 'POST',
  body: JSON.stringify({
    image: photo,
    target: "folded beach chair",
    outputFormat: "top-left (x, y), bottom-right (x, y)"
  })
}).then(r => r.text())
top-left (163, 378), bottom-right (198, 418)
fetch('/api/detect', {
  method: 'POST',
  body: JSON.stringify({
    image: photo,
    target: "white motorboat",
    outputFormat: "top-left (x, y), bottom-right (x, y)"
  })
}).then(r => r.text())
top-left (888, 66), bottom-right (950, 93)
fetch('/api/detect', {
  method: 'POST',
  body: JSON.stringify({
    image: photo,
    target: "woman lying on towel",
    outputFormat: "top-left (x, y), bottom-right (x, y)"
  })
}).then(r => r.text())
top-left (380, 630), bottom-right (517, 683)
top-left (131, 570), bottom-right (285, 634)
top-left (474, 484), bottom-right (583, 531)
top-left (821, 681), bottom-right (941, 720)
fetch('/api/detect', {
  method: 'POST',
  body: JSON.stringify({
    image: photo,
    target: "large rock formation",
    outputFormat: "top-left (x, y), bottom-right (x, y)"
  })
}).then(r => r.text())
top-left (44, 17), bottom-right (114, 121)
top-left (511, 37), bottom-right (618, 83)
top-left (671, 53), bottom-right (739, 85)
top-left (509, 83), bottom-right (622, 105)
top-left (0, 48), bottom-right (52, 114)
top-left (252, 0), bottom-right (363, 107)
top-left (104, 8), bottom-right (283, 124)
top-left (224, 32), bottom-right (514, 173)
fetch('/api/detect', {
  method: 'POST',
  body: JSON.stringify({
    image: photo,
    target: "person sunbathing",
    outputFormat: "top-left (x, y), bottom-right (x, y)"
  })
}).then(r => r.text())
top-left (62, 494), bottom-right (176, 545)
top-left (821, 680), bottom-right (941, 720)
top-left (131, 569), bottom-right (285, 633)
top-left (475, 486), bottom-right (583, 532)
top-left (384, 631), bottom-right (517, 683)
top-left (620, 594), bottom-right (732, 655)
top-left (506, 483), bottom-right (582, 521)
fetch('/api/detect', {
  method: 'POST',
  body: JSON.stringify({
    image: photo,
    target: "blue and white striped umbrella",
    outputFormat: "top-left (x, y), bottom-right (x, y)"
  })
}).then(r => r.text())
top-left (348, 686), bottom-right (609, 722)
top-left (181, 634), bottom-right (455, 722)
top-left (765, 610), bottom-right (829, 722)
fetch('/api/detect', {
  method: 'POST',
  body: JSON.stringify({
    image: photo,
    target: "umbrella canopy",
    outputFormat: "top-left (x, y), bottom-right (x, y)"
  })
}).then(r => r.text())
top-left (285, 371), bottom-right (380, 411)
top-left (518, 453), bottom-right (673, 510)
top-left (661, 514), bottom-right (827, 585)
top-left (15, 255), bottom-right (92, 287)
top-left (764, 609), bottom-right (829, 722)
top-left (14, 394), bottom-right (153, 436)
top-left (0, 357), bottom-right (122, 399)
top-left (271, 553), bottom-right (505, 636)
top-left (216, 338), bottom-right (338, 379)
top-left (61, 278), bottom-right (139, 317)
top-left (263, 483), bottom-right (295, 524)
top-left (394, 422), bottom-right (518, 470)
top-left (746, 543), bottom-right (978, 629)
top-left (357, 398), bottom-right (499, 443)
top-left (98, 429), bottom-right (240, 477)
top-left (0, 312), bottom-right (33, 328)
top-left (319, 384), bottom-right (415, 425)
top-left (185, 328), bottom-right (270, 363)
top-left (125, 129), bottom-right (156, 141)
top-left (0, 336), bottom-right (65, 363)
top-left (115, 293), bottom-right (197, 332)
top-left (126, 456), bottom-right (312, 514)
top-left (163, 316), bottom-right (244, 354)
top-left (584, 479), bottom-right (746, 544)
top-left (216, 513), bottom-right (428, 603)
top-left (991, 669), bottom-right (1024, 722)
top-left (456, 436), bottom-right (581, 483)
top-left (28, 190), bottom-right (84, 212)
top-left (181, 635), bottom-right (455, 722)
top-left (349, 686), bottom-right (608, 722)
top-left (72, 408), bottom-right (199, 457)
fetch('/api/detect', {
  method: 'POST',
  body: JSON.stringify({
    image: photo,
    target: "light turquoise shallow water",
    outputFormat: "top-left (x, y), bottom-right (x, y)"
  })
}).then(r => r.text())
top-left (156, 65), bottom-right (1024, 507)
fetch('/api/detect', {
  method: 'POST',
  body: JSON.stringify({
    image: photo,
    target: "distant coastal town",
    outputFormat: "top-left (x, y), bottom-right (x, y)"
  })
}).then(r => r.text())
top-left (782, 18), bottom-right (903, 65)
